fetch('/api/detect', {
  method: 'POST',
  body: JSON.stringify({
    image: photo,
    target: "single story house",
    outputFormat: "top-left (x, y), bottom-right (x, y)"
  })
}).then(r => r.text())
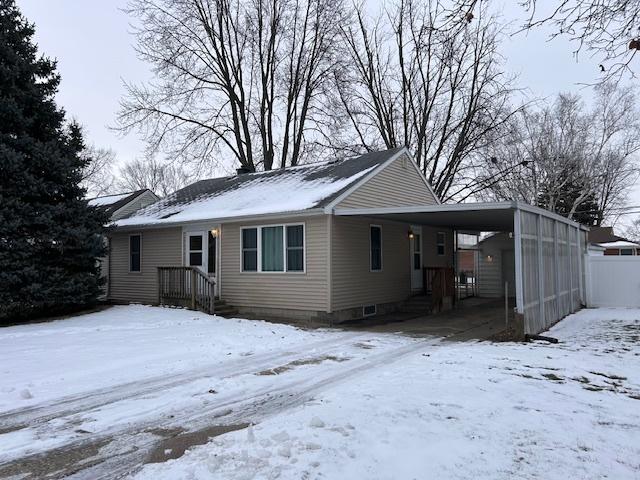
top-left (587, 226), bottom-right (640, 256)
top-left (108, 148), bottom-right (588, 337)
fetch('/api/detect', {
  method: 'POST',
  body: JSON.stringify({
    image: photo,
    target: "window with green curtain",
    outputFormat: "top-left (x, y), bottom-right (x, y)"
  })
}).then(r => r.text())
top-left (262, 226), bottom-right (284, 271)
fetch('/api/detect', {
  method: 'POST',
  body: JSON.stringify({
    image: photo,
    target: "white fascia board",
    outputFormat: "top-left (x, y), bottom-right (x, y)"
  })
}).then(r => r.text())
top-left (513, 201), bottom-right (588, 230)
top-left (334, 201), bottom-right (515, 217)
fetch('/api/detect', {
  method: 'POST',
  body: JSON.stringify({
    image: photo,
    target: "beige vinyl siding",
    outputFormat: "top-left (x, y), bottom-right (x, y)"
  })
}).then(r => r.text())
top-left (337, 154), bottom-right (438, 209)
top-left (109, 227), bottom-right (182, 304)
top-left (331, 216), bottom-right (410, 311)
top-left (112, 191), bottom-right (159, 221)
top-left (478, 233), bottom-right (515, 298)
top-left (220, 216), bottom-right (329, 311)
top-left (422, 226), bottom-right (454, 268)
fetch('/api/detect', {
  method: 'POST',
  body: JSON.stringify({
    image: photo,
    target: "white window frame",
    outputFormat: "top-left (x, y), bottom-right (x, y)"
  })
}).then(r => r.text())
top-left (186, 231), bottom-right (205, 269)
top-left (370, 224), bottom-right (383, 272)
top-left (620, 248), bottom-right (634, 256)
top-left (240, 222), bottom-right (306, 274)
top-left (437, 231), bottom-right (446, 256)
top-left (128, 233), bottom-right (142, 273)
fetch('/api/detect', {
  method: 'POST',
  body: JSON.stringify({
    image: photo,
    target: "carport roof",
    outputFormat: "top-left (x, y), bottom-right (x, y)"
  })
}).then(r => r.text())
top-left (333, 201), bottom-right (587, 232)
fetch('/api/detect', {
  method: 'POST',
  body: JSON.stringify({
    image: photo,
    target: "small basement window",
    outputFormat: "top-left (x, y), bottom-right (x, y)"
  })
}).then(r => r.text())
top-left (363, 304), bottom-right (377, 316)
top-left (129, 234), bottom-right (141, 272)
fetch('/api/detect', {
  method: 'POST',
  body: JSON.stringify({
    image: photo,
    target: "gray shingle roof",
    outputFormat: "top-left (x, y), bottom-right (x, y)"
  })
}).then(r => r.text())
top-left (88, 189), bottom-right (152, 218)
top-left (116, 148), bottom-right (404, 227)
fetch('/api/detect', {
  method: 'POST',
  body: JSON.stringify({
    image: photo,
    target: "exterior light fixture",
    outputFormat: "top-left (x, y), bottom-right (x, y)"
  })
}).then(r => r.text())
top-left (210, 228), bottom-right (219, 237)
top-left (408, 229), bottom-right (414, 239)
top-left (486, 255), bottom-right (494, 262)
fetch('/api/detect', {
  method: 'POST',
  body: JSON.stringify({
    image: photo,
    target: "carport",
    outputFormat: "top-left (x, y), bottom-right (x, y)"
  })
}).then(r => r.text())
top-left (334, 201), bottom-right (589, 336)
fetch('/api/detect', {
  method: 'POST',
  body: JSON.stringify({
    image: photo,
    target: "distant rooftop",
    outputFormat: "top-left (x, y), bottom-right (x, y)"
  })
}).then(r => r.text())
top-left (88, 189), bottom-right (153, 217)
top-left (588, 226), bottom-right (625, 244)
top-left (115, 148), bottom-right (405, 227)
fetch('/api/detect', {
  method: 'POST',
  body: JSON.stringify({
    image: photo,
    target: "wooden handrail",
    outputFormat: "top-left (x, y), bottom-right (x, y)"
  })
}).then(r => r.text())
top-left (157, 266), bottom-right (216, 315)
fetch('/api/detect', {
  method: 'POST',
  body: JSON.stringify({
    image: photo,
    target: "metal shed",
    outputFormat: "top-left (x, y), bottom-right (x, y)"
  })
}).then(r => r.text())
top-left (334, 201), bottom-right (588, 335)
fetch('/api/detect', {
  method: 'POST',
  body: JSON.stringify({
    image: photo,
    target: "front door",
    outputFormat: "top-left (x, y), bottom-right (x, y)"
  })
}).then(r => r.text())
top-left (186, 230), bottom-right (219, 297)
top-left (410, 226), bottom-right (423, 292)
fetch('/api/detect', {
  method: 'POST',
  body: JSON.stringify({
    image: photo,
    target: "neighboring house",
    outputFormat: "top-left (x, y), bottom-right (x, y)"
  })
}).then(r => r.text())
top-left (108, 147), bottom-right (587, 337)
top-left (587, 226), bottom-right (640, 256)
top-left (477, 233), bottom-right (517, 298)
top-left (88, 189), bottom-right (160, 297)
top-left (88, 189), bottom-right (160, 222)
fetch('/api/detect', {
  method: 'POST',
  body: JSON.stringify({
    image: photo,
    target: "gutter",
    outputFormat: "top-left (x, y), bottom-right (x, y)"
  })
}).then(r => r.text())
top-left (111, 208), bottom-right (327, 233)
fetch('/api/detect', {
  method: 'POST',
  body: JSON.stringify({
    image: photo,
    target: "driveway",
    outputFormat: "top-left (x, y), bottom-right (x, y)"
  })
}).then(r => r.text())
top-left (0, 306), bottom-right (441, 479)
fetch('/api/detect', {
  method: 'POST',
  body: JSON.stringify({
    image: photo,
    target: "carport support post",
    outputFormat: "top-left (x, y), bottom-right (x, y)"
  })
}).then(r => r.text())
top-left (576, 226), bottom-right (584, 306)
top-left (513, 208), bottom-right (525, 335)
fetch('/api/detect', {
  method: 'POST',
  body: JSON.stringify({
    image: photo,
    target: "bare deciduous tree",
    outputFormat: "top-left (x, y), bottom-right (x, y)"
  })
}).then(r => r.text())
top-left (476, 84), bottom-right (640, 225)
top-left (118, 0), bottom-right (346, 173)
top-left (117, 156), bottom-right (192, 198)
top-left (448, 0), bottom-right (640, 81)
top-left (81, 145), bottom-right (117, 197)
top-left (332, 0), bottom-right (519, 200)
top-left (520, 0), bottom-right (640, 80)
top-left (624, 217), bottom-right (640, 242)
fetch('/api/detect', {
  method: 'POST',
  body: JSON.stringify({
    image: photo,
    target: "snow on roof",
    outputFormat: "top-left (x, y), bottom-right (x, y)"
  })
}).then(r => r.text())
top-left (596, 240), bottom-right (640, 249)
top-left (115, 148), bottom-right (403, 227)
top-left (88, 192), bottom-right (131, 207)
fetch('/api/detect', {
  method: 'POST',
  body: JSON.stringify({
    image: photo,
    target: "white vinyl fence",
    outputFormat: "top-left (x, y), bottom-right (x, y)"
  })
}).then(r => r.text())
top-left (585, 256), bottom-right (640, 307)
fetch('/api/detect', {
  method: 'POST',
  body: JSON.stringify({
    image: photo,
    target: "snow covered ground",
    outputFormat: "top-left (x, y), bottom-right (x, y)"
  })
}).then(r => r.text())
top-left (0, 306), bottom-right (638, 479)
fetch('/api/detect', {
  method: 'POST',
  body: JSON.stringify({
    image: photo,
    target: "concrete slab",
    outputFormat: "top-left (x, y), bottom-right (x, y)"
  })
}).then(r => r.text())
top-left (342, 297), bottom-right (512, 341)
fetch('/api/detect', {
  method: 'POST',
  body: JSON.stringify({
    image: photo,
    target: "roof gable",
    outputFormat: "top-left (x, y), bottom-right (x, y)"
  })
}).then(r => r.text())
top-left (330, 151), bottom-right (439, 210)
top-left (115, 149), bottom-right (404, 227)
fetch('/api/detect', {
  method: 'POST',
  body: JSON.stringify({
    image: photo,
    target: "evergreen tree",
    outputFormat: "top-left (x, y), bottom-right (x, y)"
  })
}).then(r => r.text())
top-left (537, 175), bottom-right (600, 226)
top-left (0, 0), bottom-right (109, 322)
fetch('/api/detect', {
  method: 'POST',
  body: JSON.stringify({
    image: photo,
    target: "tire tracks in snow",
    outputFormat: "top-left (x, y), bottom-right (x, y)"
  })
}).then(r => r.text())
top-left (0, 331), bottom-right (372, 435)
top-left (0, 335), bottom-right (440, 479)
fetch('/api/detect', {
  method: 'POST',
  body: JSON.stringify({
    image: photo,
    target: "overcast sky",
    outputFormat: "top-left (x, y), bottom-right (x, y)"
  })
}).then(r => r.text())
top-left (15, 0), bottom-right (640, 228)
